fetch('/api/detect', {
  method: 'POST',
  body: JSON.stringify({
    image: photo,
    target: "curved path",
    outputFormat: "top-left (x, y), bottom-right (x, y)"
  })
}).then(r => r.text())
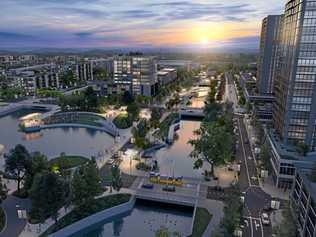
top-left (0, 195), bottom-right (30, 237)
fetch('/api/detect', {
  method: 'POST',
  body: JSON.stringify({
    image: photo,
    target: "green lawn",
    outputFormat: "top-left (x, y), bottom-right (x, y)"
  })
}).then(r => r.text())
top-left (191, 208), bottom-right (212, 237)
top-left (49, 155), bottom-right (89, 170)
top-left (0, 207), bottom-right (5, 233)
top-left (40, 193), bottom-right (131, 237)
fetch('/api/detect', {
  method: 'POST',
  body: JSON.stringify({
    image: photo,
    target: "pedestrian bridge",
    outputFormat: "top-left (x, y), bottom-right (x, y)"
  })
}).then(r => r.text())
top-left (135, 189), bottom-right (197, 207)
top-left (179, 107), bottom-right (204, 118)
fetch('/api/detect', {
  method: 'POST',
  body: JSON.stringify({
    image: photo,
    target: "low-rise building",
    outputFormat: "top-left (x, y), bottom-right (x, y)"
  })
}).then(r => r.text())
top-left (267, 129), bottom-right (316, 188)
top-left (157, 68), bottom-right (177, 86)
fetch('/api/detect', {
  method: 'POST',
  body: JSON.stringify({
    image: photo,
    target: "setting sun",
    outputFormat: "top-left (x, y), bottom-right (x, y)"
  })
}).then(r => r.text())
top-left (200, 37), bottom-right (209, 46)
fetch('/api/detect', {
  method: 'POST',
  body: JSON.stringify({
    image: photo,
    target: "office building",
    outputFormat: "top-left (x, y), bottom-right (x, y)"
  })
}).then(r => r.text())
top-left (258, 0), bottom-right (316, 188)
top-left (273, 0), bottom-right (316, 149)
top-left (157, 68), bottom-right (177, 86)
top-left (132, 57), bottom-right (157, 96)
top-left (112, 56), bottom-right (157, 96)
top-left (257, 15), bottom-right (283, 95)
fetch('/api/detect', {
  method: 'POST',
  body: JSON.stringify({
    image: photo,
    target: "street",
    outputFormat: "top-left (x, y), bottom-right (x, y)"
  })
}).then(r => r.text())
top-left (225, 72), bottom-right (272, 237)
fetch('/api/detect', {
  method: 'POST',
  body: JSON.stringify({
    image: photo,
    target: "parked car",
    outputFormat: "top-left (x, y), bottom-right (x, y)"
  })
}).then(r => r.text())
top-left (261, 213), bottom-right (270, 225)
top-left (142, 183), bottom-right (154, 189)
top-left (162, 185), bottom-right (176, 192)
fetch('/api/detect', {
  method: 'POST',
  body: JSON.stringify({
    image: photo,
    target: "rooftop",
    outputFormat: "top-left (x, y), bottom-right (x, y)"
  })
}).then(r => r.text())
top-left (268, 129), bottom-right (316, 163)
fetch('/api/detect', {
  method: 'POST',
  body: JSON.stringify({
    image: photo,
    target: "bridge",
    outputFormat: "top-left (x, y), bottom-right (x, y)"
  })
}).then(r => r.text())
top-left (135, 189), bottom-right (197, 207)
top-left (0, 100), bottom-right (60, 117)
top-left (179, 107), bottom-right (205, 118)
top-left (134, 177), bottom-right (199, 207)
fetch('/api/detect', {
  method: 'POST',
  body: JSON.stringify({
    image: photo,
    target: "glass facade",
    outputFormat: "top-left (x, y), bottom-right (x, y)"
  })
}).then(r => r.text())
top-left (258, 15), bottom-right (283, 95)
top-left (113, 56), bottom-right (157, 96)
top-left (273, 0), bottom-right (316, 150)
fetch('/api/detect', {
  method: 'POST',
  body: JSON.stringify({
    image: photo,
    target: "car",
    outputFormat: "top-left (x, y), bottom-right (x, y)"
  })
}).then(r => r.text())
top-left (261, 213), bottom-right (270, 225)
top-left (142, 183), bottom-right (154, 189)
top-left (162, 185), bottom-right (176, 192)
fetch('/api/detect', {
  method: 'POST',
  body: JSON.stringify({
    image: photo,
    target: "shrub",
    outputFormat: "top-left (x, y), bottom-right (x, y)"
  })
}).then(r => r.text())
top-left (113, 114), bottom-right (133, 129)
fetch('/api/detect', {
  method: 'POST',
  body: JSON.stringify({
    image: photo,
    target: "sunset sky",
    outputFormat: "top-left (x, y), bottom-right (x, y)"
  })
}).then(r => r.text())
top-left (0, 0), bottom-right (284, 50)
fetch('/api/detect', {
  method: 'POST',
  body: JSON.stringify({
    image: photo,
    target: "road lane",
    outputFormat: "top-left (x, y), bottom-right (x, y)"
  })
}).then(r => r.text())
top-left (226, 71), bottom-right (272, 237)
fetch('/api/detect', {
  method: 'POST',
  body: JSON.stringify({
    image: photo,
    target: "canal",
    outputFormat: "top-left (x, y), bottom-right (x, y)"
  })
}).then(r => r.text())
top-left (154, 119), bottom-right (206, 179)
top-left (72, 199), bottom-right (193, 237)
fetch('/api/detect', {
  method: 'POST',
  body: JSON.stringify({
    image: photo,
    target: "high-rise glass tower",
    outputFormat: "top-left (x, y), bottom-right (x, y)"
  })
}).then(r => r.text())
top-left (257, 15), bottom-right (283, 95)
top-left (273, 0), bottom-right (316, 150)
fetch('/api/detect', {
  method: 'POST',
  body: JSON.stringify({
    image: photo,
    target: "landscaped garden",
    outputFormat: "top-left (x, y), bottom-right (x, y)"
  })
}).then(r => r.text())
top-left (100, 164), bottom-right (137, 188)
top-left (113, 113), bottom-right (133, 129)
top-left (49, 155), bottom-right (89, 171)
top-left (191, 208), bottom-right (212, 237)
top-left (44, 112), bottom-right (104, 128)
top-left (156, 112), bottom-right (180, 139)
top-left (40, 193), bottom-right (131, 237)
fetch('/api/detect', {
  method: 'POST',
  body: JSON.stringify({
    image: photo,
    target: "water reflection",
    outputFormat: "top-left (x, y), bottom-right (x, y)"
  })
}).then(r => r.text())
top-left (154, 120), bottom-right (204, 178)
top-left (74, 200), bottom-right (193, 237)
top-left (0, 109), bottom-right (114, 159)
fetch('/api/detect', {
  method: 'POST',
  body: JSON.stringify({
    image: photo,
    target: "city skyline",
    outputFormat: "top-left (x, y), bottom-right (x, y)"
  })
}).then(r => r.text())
top-left (0, 0), bottom-right (284, 50)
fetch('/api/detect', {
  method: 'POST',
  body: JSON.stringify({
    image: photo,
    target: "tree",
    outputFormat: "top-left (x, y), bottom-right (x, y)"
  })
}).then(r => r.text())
top-left (203, 102), bottom-right (221, 122)
top-left (297, 142), bottom-right (309, 156)
top-left (30, 172), bottom-right (69, 224)
top-left (155, 227), bottom-right (181, 237)
top-left (122, 91), bottom-right (134, 105)
top-left (310, 163), bottom-right (316, 182)
top-left (111, 164), bottom-right (122, 192)
top-left (259, 143), bottom-right (271, 171)
top-left (150, 108), bottom-right (162, 128)
top-left (132, 119), bottom-right (150, 149)
top-left (189, 120), bottom-right (233, 176)
top-left (84, 86), bottom-right (98, 111)
top-left (0, 176), bottom-right (7, 204)
top-left (24, 152), bottom-right (49, 193)
top-left (60, 70), bottom-right (75, 87)
top-left (71, 160), bottom-right (102, 209)
top-left (127, 102), bottom-right (140, 120)
top-left (220, 186), bottom-right (242, 235)
top-left (5, 144), bottom-right (32, 192)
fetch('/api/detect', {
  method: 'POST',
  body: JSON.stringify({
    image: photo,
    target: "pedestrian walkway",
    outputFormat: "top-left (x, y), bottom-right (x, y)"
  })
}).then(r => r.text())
top-left (260, 176), bottom-right (290, 200)
top-left (0, 195), bottom-right (30, 237)
top-left (198, 199), bottom-right (224, 237)
top-left (19, 187), bottom-right (135, 237)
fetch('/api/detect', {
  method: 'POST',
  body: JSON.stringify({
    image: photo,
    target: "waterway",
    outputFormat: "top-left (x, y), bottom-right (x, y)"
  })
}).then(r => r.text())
top-left (0, 109), bottom-right (115, 160)
top-left (154, 119), bottom-right (206, 179)
top-left (73, 200), bottom-right (193, 237)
